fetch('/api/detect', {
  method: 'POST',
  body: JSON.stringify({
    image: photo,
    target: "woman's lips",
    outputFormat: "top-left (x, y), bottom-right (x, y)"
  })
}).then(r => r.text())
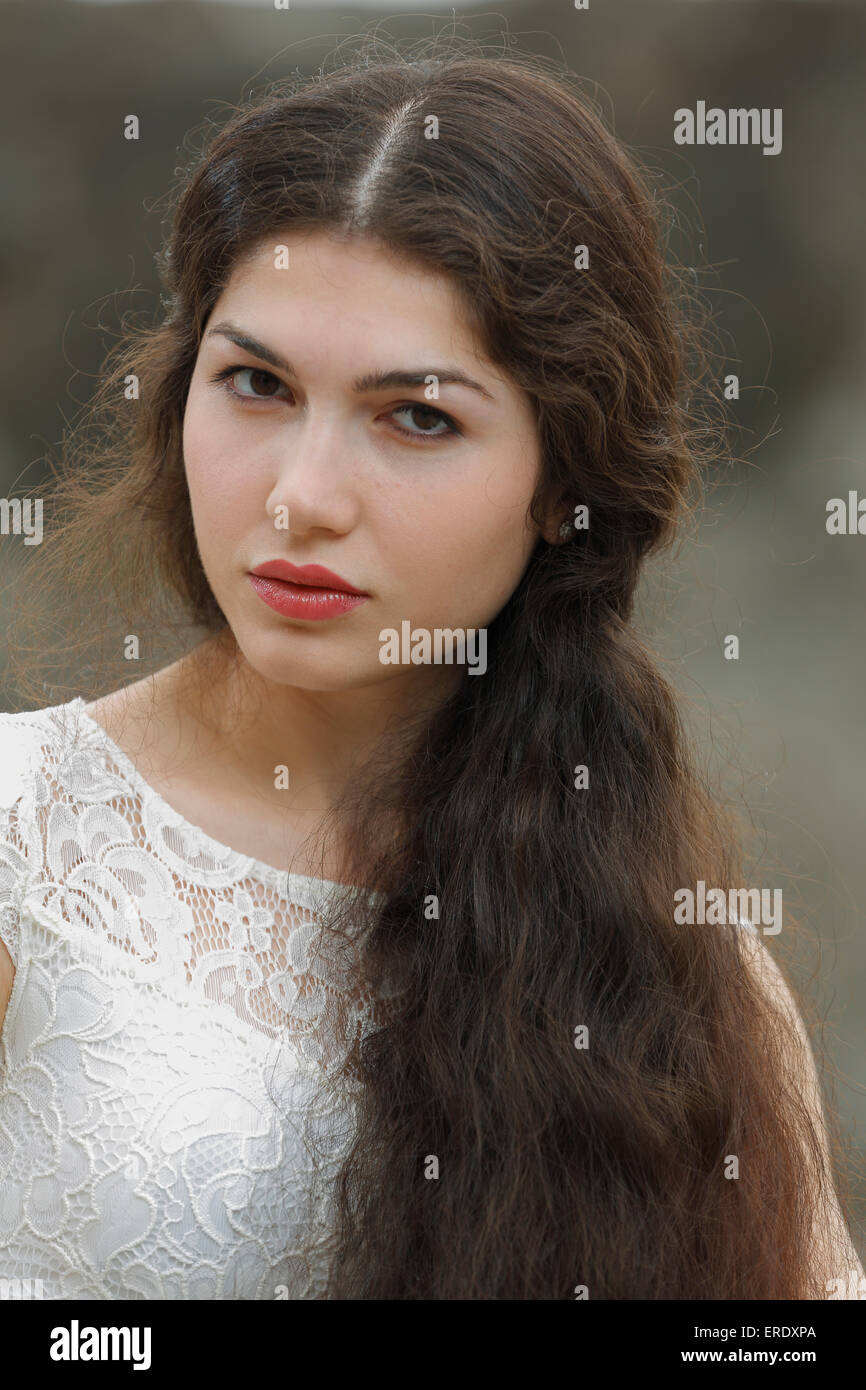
top-left (247, 573), bottom-right (370, 621)
top-left (250, 559), bottom-right (366, 593)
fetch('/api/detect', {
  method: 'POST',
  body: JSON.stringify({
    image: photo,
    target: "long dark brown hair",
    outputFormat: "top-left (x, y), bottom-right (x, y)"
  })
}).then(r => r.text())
top-left (6, 34), bottom-right (857, 1298)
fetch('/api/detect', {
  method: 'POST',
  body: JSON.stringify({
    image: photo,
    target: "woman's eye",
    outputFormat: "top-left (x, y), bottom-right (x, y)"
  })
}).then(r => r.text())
top-left (389, 403), bottom-right (460, 441)
top-left (210, 365), bottom-right (290, 401)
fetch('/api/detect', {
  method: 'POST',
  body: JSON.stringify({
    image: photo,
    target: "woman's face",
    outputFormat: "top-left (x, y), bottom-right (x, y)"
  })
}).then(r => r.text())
top-left (183, 230), bottom-right (550, 695)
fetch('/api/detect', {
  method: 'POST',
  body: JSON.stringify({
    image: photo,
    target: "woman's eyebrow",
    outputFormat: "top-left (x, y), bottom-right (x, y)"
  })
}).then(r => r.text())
top-left (205, 321), bottom-right (497, 401)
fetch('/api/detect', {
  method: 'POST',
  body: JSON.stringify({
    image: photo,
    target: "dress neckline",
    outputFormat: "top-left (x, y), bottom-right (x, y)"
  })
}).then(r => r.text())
top-left (64, 695), bottom-right (365, 903)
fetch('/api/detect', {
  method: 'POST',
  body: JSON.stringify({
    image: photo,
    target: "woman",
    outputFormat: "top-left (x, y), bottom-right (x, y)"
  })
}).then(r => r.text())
top-left (0, 40), bottom-right (862, 1300)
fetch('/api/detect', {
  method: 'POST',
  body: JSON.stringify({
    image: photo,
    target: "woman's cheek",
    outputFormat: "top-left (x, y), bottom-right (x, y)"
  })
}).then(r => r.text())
top-left (184, 419), bottom-right (249, 525)
top-left (183, 391), bottom-right (233, 493)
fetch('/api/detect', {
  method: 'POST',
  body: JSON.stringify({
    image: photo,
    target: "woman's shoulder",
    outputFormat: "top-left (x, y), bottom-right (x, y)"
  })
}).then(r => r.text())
top-left (0, 697), bottom-right (103, 925)
top-left (0, 701), bottom-right (72, 810)
top-left (0, 691), bottom-right (165, 985)
top-left (0, 692), bottom-right (142, 802)
top-left (0, 702), bottom-right (68, 974)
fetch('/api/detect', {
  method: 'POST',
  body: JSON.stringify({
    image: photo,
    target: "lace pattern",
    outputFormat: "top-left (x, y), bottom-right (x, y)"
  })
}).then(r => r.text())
top-left (0, 699), bottom-right (397, 1299)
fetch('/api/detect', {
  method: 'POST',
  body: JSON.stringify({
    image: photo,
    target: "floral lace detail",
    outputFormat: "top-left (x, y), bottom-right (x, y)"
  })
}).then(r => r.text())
top-left (0, 699), bottom-right (398, 1299)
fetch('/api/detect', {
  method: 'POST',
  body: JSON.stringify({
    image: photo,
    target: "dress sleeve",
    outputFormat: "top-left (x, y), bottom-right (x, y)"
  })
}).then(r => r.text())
top-left (0, 715), bottom-right (39, 969)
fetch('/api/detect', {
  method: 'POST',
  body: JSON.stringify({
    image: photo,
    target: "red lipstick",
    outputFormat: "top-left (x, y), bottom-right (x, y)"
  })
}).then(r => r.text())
top-left (248, 559), bottom-right (370, 621)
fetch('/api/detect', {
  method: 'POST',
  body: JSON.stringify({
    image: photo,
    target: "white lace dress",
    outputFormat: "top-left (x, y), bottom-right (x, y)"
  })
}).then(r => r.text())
top-left (0, 697), bottom-right (393, 1300)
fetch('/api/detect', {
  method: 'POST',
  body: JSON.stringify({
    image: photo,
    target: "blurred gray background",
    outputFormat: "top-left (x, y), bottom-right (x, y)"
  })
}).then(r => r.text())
top-left (1, 0), bottom-right (864, 1245)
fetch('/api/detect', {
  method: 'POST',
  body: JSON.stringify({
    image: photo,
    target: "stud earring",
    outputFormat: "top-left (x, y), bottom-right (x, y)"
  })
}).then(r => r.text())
top-left (558, 517), bottom-right (575, 541)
